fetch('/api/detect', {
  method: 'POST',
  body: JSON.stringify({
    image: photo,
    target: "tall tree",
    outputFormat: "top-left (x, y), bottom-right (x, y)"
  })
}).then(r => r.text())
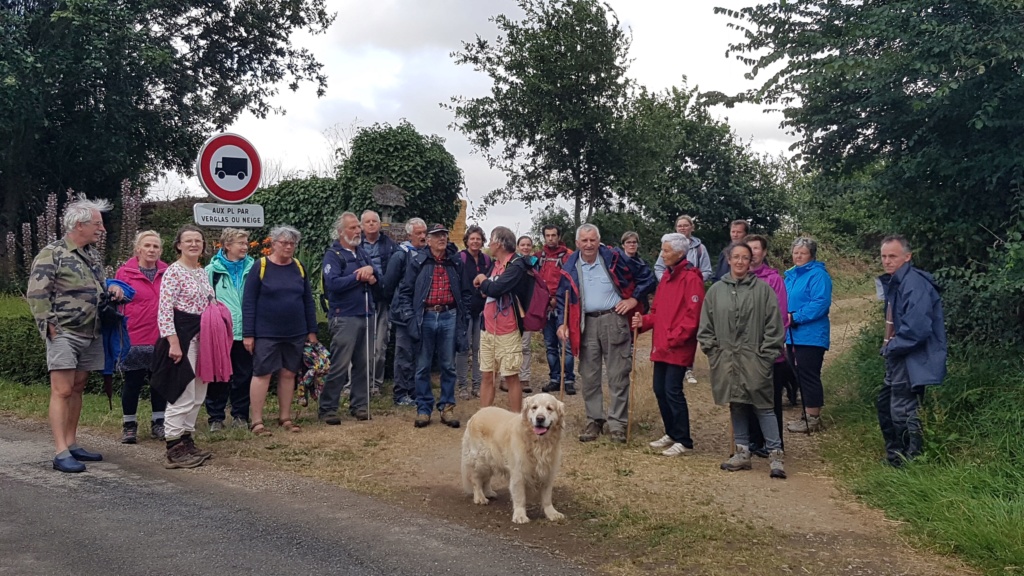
top-left (448, 0), bottom-right (633, 227)
top-left (0, 0), bottom-right (334, 233)
top-left (336, 121), bottom-right (464, 229)
top-left (621, 85), bottom-right (790, 249)
top-left (713, 0), bottom-right (1024, 266)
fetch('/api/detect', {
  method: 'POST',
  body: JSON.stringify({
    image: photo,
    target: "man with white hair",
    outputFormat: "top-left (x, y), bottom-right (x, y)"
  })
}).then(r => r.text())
top-left (27, 196), bottom-right (124, 473)
top-left (556, 223), bottom-right (656, 443)
top-left (360, 210), bottom-right (399, 395)
top-left (320, 211), bottom-right (379, 424)
top-left (383, 217), bottom-right (428, 406)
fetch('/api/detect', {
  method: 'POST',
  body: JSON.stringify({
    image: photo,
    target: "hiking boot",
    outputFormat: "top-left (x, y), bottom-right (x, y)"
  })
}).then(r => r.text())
top-left (457, 387), bottom-right (471, 401)
top-left (542, 381), bottom-right (561, 393)
top-left (521, 381), bottom-right (532, 394)
top-left (440, 406), bottom-right (460, 428)
top-left (720, 445), bottom-right (752, 471)
top-left (394, 395), bottom-right (416, 407)
top-left (231, 416), bottom-right (248, 429)
top-left (769, 449), bottom-right (787, 479)
top-left (787, 414), bottom-right (822, 433)
top-left (565, 381), bottom-right (577, 396)
top-left (150, 419), bottom-right (165, 441)
top-left (182, 434), bottom-right (212, 460)
top-left (649, 434), bottom-right (673, 449)
top-left (320, 412), bottom-right (342, 425)
top-left (685, 369), bottom-right (697, 384)
top-left (414, 413), bottom-right (431, 428)
top-left (209, 420), bottom-right (224, 433)
top-left (164, 442), bottom-right (206, 469)
top-left (662, 443), bottom-right (691, 457)
top-left (471, 388), bottom-right (480, 398)
top-left (351, 408), bottom-right (369, 421)
top-left (120, 421), bottom-right (138, 444)
top-left (608, 430), bottom-right (626, 444)
top-left (579, 420), bottom-right (603, 442)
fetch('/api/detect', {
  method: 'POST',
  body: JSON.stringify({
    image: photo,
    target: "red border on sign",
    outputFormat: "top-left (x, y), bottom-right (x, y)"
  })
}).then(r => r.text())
top-left (196, 133), bottom-right (262, 203)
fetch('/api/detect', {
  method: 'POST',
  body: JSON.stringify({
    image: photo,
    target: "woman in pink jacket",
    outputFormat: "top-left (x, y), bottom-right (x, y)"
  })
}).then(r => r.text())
top-left (114, 231), bottom-right (169, 444)
top-left (744, 234), bottom-right (790, 457)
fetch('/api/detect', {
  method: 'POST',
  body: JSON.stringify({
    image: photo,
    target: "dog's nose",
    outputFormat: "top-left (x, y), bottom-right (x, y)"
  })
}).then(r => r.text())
top-left (535, 415), bottom-right (546, 424)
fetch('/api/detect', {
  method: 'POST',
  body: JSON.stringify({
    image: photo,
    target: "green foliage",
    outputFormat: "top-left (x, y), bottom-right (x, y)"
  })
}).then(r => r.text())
top-left (822, 327), bottom-right (1024, 573)
top-left (622, 85), bottom-right (791, 249)
top-left (140, 198), bottom-right (202, 264)
top-left (0, 299), bottom-right (48, 383)
top-left (0, 0), bottom-right (334, 234)
top-left (449, 0), bottom-right (633, 226)
top-left (250, 177), bottom-right (346, 260)
top-left (714, 0), bottom-right (1024, 269)
top-left (336, 121), bottom-right (463, 228)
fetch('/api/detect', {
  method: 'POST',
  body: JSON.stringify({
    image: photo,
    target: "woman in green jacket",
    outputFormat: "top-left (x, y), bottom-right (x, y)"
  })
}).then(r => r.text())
top-left (203, 228), bottom-right (255, 431)
top-left (698, 242), bottom-right (787, 479)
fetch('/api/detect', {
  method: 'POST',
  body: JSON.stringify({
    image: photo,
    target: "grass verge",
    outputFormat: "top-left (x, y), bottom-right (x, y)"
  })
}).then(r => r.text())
top-left (820, 324), bottom-right (1024, 575)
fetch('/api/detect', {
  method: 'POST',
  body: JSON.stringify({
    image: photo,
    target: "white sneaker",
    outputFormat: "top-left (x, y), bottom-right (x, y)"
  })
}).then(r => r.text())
top-left (649, 434), bottom-right (674, 449)
top-left (686, 369), bottom-right (697, 384)
top-left (662, 443), bottom-right (691, 457)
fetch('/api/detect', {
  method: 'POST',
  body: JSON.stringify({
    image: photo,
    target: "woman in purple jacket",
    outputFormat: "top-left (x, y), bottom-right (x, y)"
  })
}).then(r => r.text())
top-left (113, 231), bottom-right (169, 444)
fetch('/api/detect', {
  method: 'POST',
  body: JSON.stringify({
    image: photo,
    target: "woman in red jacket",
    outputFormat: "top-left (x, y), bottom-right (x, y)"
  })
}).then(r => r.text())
top-left (631, 233), bottom-right (706, 456)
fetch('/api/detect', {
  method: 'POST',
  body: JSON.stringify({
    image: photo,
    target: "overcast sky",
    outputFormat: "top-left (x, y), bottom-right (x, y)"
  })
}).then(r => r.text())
top-left (183, 0), bottom-right (796, 235)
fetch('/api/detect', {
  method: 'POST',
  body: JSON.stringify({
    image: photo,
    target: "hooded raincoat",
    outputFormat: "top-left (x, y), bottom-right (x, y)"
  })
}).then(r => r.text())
top-left (698, 273), bottom-right (785, 409)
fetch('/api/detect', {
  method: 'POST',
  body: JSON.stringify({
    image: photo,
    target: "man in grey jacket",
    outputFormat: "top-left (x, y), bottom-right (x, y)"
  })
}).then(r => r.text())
top-left (878, 234), bottom-right (947, 467)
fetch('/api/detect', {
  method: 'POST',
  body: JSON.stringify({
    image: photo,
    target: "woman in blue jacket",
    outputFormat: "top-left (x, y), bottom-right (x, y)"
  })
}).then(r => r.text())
top-left (783, 237), bottom-right (832, 433)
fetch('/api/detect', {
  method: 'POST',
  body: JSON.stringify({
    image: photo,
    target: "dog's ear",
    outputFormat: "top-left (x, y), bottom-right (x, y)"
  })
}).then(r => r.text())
top-left (521, 396), bottom-right (534, 417)
top-left (556, 399), bottom-right (566, 417)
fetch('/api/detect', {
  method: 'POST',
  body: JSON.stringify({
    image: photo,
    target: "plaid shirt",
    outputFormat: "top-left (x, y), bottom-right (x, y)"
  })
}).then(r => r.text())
top-left (424, 255), bottom-right (455, 307)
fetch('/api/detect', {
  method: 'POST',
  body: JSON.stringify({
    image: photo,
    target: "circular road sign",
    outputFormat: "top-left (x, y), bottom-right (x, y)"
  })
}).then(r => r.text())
top-left (195, 133), bottom-right (263, 203)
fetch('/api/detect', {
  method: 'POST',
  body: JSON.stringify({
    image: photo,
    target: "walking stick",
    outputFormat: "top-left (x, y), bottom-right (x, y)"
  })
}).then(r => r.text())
top-left (626, 326), bottom-right (638, 445)
top-left (559, 291), bottom-right (569, 402)
top-left (364, 287), bottom-right (373, 421)
top-left (728, 415), bottom-right (735, 456)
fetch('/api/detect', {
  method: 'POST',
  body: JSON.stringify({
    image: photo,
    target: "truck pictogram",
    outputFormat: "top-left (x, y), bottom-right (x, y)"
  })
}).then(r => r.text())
top-left (216, 157), bottom-right (248, 180)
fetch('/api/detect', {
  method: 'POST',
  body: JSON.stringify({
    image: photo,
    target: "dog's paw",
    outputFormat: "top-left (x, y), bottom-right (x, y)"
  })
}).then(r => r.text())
top-left (473, 493), bottom-right (491, 505)
top-left (484, 489), bottom-right (498, 499)
top-left (512, 509), bottom-right (530, 524)
top-left (544, 508), bottom-right (565, 521)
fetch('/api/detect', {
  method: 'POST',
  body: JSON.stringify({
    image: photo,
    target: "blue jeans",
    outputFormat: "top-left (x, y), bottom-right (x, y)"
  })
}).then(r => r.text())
top-left (414, 309), bottom-right (457, 415)
top-left (543, 313), bottom-right (575, 384)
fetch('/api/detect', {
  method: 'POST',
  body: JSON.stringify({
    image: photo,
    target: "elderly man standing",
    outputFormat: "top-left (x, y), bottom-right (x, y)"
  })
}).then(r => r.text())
top-left (320, 212), bottom-right (380, 424)
top-left (360, 210), bottom-right (399, 396)
top-left (557, 223), bottom-right (655, 443)
top-left (27, 196), bottom-right (124, 473)
top-left (383, 217), bottom-right (427, 407)
top-left (394, 223), bottom-right (470, 429)
top-left (878, 235), bottom-right (947, 467)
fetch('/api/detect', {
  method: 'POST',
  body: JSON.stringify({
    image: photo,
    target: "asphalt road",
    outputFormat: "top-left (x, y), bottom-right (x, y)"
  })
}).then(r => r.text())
top-left (0, 422), bottom-right (590, 576)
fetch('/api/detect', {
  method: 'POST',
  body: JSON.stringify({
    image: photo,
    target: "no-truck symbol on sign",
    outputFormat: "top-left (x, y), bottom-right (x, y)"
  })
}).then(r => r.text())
top-left (195, 133), bottom-right (263, 203)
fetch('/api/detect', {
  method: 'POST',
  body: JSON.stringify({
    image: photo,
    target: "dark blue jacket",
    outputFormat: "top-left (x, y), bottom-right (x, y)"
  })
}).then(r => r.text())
top-left (880, 263), bottom-right (947, 386)
top-left (784, 260), bottom-right (833, 349)
top-left (322, 241), bottom-right (380, 318)
top-left (460, 249), bottom-right (493, 317)
top-left (614, 247), bottom-right (657, 312)
top-left (242, 258), bottom-right (318, 338)
top-left (360, 232), bottom-right (399, 304)
top-left (383, 241), bottom-right (418, 306)
top-left (393, 243), bottom-right (470, 351)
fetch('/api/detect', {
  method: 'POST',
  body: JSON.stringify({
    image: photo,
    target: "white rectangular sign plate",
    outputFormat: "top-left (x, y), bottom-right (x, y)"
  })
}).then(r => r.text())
top-left (193, 203), bottom-right (265, 228)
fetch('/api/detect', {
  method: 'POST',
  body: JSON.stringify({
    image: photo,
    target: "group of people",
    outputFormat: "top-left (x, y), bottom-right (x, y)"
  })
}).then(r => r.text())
top-left (27, 197), bottom-right (946, 477)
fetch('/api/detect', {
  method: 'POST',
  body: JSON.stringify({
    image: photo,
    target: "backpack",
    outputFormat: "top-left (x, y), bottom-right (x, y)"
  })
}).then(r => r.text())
top-left (260, 256), bottom-right (305, 280)
top-left (513, 256), bottom-right (550, 332)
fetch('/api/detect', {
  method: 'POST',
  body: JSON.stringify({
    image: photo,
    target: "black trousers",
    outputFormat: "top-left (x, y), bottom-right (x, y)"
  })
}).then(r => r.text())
top-left (652, 362), bottom-right (693, 448)
top-left (204, 340), bottom-right (253, 423)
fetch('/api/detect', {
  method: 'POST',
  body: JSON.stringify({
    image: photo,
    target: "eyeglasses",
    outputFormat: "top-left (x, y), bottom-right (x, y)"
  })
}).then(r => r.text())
top-left (275, 240), bottom-right (297, 246)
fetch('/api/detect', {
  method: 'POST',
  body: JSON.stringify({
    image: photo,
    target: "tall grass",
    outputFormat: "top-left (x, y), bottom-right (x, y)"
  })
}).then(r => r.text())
top-left (822, 324), bottom-right (1024, 574)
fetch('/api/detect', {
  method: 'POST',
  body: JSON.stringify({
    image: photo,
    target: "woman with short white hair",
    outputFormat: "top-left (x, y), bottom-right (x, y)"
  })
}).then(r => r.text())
top-left (242, 225), bottom-right (319, 436)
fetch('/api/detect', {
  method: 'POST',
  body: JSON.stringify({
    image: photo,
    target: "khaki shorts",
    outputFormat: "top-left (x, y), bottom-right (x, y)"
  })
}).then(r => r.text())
top-left (480, 331), bottom-right (522, 377)
top-left (46, 332), bottom-right (104, 372)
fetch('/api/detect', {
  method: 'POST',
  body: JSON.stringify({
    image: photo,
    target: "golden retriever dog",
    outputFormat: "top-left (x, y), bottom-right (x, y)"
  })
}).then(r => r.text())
top-left (460, 393), bottom-right (566, 524)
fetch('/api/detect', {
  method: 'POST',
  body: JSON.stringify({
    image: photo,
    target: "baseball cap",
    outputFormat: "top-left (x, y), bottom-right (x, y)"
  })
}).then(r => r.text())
top-left (427, 223), bottom-right (449, 235)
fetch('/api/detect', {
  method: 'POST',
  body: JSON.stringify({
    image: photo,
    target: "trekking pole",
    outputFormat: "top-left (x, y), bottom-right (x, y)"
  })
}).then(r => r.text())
top-left (786, 326), bottom-right (809, 434)
top-left (626, 326), bottom-right (638, 445)
top-left (559, 291), bottom-right (569, 403)
top-left (364, 287), bottom-right (373, 421)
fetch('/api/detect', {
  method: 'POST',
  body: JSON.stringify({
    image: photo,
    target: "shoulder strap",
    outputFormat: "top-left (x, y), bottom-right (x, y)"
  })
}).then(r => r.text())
top-left (259, 257), bottom-right (266, 280)
top-left (295, 259), bottom-right (305, 278)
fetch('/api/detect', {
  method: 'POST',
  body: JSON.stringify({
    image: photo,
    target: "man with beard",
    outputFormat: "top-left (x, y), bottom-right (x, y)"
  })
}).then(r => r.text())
top-left (320, 212), bottom-right (379, 424)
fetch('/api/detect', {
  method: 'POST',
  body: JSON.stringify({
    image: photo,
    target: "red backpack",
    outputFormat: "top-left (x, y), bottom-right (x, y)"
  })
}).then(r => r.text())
top-left (516, 256), bottom-right (550, 332)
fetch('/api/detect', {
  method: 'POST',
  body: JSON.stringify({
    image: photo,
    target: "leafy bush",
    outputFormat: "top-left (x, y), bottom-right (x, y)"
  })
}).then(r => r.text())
top-left (250, 176), bottom-right (347, 260)
top-left (822, 325), bottom-right (1024, 572)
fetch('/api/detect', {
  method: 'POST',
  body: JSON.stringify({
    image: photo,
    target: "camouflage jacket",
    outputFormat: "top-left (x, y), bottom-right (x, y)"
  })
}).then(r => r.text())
top-left (26, 238), bottom-right (106, 340)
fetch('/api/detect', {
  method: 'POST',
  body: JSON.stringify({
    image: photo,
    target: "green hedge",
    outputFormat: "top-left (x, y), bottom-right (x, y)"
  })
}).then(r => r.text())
top-left (0, 316), bottom-right (49, 383)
